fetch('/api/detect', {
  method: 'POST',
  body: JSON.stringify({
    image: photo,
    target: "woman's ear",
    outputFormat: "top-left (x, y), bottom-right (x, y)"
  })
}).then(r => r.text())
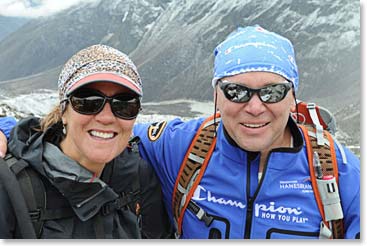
top-left (61, 113), bottom-right (67, 126)
top-left (61, 114), bottom-right (68, 135)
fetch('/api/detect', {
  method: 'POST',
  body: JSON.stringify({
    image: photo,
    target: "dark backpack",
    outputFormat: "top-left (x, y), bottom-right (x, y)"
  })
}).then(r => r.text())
top-left (0, 156), bottom-right (38, 238)
top-left (1, 154), bottom-right (74, 238)
top-left (0, 137), bottom-right (142, 238)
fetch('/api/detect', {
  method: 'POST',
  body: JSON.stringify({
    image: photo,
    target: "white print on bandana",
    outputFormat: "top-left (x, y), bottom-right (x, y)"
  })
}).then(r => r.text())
top-left (254, 202), bottom-right (309, 224)
top-left (192, 185), bottom-right (246, 209)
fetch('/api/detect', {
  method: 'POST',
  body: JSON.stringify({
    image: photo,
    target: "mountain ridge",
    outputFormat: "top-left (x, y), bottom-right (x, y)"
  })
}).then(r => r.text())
top-left (0, 0), bottom-right (360, 144)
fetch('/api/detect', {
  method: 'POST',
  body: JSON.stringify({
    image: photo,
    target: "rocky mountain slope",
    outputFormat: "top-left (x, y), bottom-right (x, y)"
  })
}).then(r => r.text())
top-left (0, 0), bottom-right (360, 144)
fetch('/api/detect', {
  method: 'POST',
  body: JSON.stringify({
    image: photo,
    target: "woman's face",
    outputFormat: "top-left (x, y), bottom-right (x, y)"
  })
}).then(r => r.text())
top-left (61, 82), bottom-right (137, 174)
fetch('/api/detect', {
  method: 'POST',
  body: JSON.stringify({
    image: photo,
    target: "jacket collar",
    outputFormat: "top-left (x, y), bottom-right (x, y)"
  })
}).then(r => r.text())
top-left (42, 142), bottom-right (118, 221)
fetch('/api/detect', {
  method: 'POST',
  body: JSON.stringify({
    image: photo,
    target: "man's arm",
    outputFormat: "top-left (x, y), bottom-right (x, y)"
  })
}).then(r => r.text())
top-left (0, 116), bottom-right (17, 157)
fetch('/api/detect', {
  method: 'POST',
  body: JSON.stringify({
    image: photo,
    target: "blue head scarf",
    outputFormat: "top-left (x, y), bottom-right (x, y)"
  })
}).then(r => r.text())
top-left (212, 25), bottom-right (299, 91)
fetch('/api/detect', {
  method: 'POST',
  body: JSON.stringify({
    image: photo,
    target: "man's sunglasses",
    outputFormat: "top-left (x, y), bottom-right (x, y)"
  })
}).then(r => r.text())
top-left (65, 88), bottom-right (141, 120)
top-left (217, 80), bottom-right (293, 103)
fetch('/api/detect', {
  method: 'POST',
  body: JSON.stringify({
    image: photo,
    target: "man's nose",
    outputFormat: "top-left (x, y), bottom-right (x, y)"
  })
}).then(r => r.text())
top-left (243, 93), bottom-right (266, 116)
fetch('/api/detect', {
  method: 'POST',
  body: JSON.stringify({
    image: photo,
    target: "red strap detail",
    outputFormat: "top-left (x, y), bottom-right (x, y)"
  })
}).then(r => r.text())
top-left (293, 101), bottom-right (328, 129)
top-left (299, 125), bottom-right (329, 228)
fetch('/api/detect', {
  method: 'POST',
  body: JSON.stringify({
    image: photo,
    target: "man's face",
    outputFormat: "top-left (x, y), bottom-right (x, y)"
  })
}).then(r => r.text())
top-left (216, 71), bottom-right (296, 153)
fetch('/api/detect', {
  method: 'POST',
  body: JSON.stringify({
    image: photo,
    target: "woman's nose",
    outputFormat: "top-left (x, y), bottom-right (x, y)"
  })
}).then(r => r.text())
top-left (94, 101), bottom-right (116, 123)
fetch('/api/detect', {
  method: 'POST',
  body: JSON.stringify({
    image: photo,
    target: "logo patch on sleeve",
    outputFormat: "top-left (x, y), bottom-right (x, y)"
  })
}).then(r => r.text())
top-left (147, 121), bottom-right (167, 141)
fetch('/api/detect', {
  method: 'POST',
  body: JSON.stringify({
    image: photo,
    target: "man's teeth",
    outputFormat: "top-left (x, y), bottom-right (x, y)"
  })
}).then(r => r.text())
top-left (90, 130), bottom-right (114, 139)
top-left (243, 123), bottom-right (267, 128)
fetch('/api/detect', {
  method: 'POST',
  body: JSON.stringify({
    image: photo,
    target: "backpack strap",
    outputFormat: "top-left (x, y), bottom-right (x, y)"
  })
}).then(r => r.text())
top-left (127, 136), bottom-right (142, 217)
top-left (299, 125), bottom-right (344, 239)
top-left (172, 113), bottom-right (219, 237)
top-left (100, 187), bottom-right (141, 216)
top-left (4, 154), bottom-right (46, 237)
top-left (101, 137), bottom-right (142, 224)
top-left (4, 154), bottom-right (74, 238)
top-left (0, 157), bottom-right (37, 238)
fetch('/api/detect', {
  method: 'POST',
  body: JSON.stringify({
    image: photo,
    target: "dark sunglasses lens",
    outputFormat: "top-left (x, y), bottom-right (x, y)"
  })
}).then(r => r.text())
top-left (111, 95), bottom-right (140, 119)
top-left (223, 83), bottom-right (251, 103)
top-left (69, 89), bottom-right (140, 119)
top-left (70, 91), bottom-right (105, 114)
top-left (259, 84), bottom-right (289, 103)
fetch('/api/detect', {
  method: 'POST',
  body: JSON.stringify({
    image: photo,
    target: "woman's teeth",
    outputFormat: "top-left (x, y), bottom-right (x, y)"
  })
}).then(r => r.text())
top-left (90, 130), bottom-right (114, 139)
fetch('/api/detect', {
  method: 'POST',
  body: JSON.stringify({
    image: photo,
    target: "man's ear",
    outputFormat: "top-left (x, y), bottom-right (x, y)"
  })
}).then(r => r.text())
top-left (290, 100), bottom-right (296, 112)
top-left (213, 86), bottom-right (217, 103)
top-left (290, 90), bottom-right (297, 112)
top-left (213, 85), bottom-right (220, 112)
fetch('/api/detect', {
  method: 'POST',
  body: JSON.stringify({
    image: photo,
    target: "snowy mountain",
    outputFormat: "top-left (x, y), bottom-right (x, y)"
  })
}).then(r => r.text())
top-left (0, 89), bottom-right (212, 128)
top-left (0, 16), bottom-right (29, 41)
top-left (0, 0), bottom-right (360, 144)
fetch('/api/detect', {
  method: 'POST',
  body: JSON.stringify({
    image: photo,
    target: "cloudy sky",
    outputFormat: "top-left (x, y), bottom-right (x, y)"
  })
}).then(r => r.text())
top-left (0, 0), bottom-right (97, 18)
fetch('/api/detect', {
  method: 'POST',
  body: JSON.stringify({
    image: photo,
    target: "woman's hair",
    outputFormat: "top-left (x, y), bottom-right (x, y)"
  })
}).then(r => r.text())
top-left (39, 105), bottom-right (62, 132)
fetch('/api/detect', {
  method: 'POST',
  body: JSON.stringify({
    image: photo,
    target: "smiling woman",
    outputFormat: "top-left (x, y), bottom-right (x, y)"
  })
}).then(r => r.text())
top-left (0, 44), bottom-right (172, 239)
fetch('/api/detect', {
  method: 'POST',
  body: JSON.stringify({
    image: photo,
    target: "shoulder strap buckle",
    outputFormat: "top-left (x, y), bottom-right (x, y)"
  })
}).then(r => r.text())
top-left (101, 190), bottom-right (140, 216)
top-left (187, 201), bottom-right (214, 227)
top-left (128, 136), bottom-right (141, 153)
top-left (319, 221), bottom-right (333, 239)
top-left (29, 209), bottom-right (41, 221)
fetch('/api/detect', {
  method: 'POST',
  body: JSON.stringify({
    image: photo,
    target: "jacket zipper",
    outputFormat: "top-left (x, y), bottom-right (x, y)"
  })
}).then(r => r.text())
top-left (244, 196), bottom-right (254, 238)
top-left (244, 151), bottom-right (269, 238)
top-left (244, 155), bottom-right (254, 238)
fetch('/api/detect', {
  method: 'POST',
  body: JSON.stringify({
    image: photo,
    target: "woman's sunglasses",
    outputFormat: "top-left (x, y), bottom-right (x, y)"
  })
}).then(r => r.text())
top-left (218, 80), bottom-right (293, 103)
top-left (65, 88), bottom-right (141, 120)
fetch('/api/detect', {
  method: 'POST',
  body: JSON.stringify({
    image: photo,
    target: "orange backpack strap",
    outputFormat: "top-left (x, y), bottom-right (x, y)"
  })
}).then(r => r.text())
top-left (172, 113), bottom-right (219, 237)
top-left (299, 125), bottom-right (344, 239)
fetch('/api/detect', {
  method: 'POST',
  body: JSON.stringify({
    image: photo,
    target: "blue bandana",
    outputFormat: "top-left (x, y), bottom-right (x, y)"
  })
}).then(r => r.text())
top-left (212, 25), bottom-right (299, 91)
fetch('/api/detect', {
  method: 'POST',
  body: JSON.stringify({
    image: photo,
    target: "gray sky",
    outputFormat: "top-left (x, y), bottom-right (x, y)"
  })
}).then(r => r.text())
top-left (0, 0), bottom-right (97, 18)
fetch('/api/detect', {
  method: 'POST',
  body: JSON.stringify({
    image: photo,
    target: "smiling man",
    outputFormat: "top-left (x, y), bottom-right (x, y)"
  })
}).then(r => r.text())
top-left (132, 25), bottom-right (360, 239)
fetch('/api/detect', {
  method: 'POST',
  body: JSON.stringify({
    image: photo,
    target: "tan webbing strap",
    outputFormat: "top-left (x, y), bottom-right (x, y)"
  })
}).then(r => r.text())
top-left (299, 125), bottom-right (344, 239)
top-left (172, 113), bottom-right (219, 236)
top-left (307, 103), bottom-right (327, 146)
